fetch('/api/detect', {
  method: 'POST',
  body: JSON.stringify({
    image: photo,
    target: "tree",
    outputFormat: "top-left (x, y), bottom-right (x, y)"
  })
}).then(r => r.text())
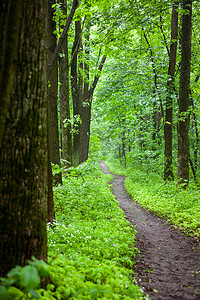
top-left (0, 0), bottom-right (48, 276)
top-left (164, 1), bottom-right (179, 181)
top-left (71, 20), bottom-right (82, 166)
top-left (80, 54), bottom-right (107, 163)
top-left (59, 0), bottom-right (72, 166)
top-left (0, 0), bottom-right (23, 148)
top-left (177, 0), bottom-right (192, 185)
top-left (47, 0), bottom-right (62, 185)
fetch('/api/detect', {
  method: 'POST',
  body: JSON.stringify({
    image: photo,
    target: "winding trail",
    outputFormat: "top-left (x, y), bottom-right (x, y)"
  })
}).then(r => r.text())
top-left (100, 161), bottom-right (200, 300)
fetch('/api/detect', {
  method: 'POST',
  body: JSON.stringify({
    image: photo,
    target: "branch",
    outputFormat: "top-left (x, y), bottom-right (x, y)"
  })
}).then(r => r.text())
top-left (88, 55), bottom-right (107, 99)
top-left (48, 0), bottom-right (79, 74)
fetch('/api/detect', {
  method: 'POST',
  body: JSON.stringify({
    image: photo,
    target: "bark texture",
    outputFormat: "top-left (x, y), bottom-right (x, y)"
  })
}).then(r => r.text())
top-left (0, 0), bottom-right (23, 148)
top-left (0, 0), bottom-right (48, 276)
top-left (177, 0), bottom-right (192, 185)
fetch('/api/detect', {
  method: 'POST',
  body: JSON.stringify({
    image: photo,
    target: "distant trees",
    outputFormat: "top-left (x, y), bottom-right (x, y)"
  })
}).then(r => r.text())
top-left (0, 0), bottom-right (48, 275)
top-left (93, 0), bottom-right (199, 185)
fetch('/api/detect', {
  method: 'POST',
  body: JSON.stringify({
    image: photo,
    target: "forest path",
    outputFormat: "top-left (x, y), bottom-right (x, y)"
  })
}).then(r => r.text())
top-left (100, 161), bottom-right (200, 300)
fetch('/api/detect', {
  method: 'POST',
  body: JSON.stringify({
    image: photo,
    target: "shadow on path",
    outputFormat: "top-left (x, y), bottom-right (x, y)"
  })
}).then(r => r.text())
top-left (100, 160), bottom-right (200, 300)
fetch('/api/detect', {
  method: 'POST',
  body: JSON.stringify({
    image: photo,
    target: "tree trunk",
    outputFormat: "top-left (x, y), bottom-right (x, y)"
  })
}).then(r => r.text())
top-left (164, 1), bottom-right (179, 181)
top-left (0, 0), bottom-right (23, 148)
top-left (177, 0), bottom-right (192, 186)
top-left (0, 0), bottom-right (48, 276)
top-left (47, 0), bottom-right (62, 184)
top-left (59, 0), bottom-right (72, 166)
top-left (122, 128), bottom-right (126, 168)
top-left (80, 25), bottom-right (90, 163)
top-left (71, 20), bottom-right (81, 166)
top-left (47, 108), bottom-right (55, 222)
top-left (80, 102), bottom-right (92, 162)
top-left (79, 55), bottom-right (107, 163)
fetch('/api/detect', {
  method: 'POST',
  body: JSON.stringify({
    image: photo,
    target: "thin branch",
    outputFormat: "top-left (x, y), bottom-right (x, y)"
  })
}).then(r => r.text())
top-left (88, 55), bottom-right (107, 99)
top-left (48, 0), bottom-right (79, 74)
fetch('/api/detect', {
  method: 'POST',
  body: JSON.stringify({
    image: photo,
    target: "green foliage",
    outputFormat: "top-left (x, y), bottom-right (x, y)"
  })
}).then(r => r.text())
top-left (44, 159), bottom-right (144, 299)
top-left (0, 258), bottom-right (49, 299)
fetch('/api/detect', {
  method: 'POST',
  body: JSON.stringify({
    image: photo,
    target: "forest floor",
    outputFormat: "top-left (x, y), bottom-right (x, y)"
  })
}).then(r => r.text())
top-left (100, 160), bottom-right (200, 300)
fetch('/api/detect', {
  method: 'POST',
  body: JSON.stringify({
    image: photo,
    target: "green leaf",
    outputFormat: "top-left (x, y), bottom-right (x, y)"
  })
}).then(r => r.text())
top-left (19, 266), bottom-right (40, 290)
top-left (8, 286), bottom-right (24, 298)
top-left (29, 289), bottom-right (40, 299)
top-left (33, 260), bottom-right (49, 277)
top-left (0, 286), bottom-right (9, 300)
top-left (7, 266), bottom-right (21, 279)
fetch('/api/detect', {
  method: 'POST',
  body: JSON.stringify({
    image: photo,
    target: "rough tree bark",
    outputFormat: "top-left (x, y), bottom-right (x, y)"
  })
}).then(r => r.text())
top-left (0, 0), bottom-right (48, 276)
top-left (0, 0), bottom-right (23, 148)
top-left (177, 0), bottom-right (192, 186)
top-left (164, 1), bottom-right (179, 181)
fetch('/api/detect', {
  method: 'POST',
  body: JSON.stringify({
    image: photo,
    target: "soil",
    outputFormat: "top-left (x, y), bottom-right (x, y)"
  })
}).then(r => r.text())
top-left (100, 161), bottom-right (200, 300)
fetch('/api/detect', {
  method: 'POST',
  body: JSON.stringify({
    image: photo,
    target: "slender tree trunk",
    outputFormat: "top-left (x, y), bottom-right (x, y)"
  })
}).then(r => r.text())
top-left (80, 25), bottom-right (90, 163)
top-left (59, 0), bottom-right (72, 166)
top-left (177, 0), bottom-right (192, 186)
top-left (142, 29), bottom-right (163, 147)
top-left (47, 0), bottom-right (62, 184)
top-left (48, 0), bottom-right (79, 74)
top-left (79, 55), bottom-right (107, 163)
top-left (122, 128), bottom-right (126, 168)
top-left (47, 106), bottom-right (55, 222)
top-left (189, 91), bottom-right (199, 183)
top-left (71, 20), bottom-right (81, 166)
top-left (0, 0), bottom-right (48, 276)
top-left (80, 102), bottom-right (92, 162)
top-left (164, 1), bottom-right (179, 181)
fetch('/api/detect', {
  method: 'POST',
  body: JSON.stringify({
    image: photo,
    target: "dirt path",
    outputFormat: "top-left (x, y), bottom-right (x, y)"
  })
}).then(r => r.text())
top-left (100, 161), bottom-right (200, 300)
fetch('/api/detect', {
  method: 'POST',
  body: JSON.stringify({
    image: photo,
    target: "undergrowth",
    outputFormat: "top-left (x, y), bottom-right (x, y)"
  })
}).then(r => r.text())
top-left (1, 159), bottom-right (145, 299)
top-left (45, 159), bottom-right (144, 299)
top-left (105, 158), bottom-right (200, 239)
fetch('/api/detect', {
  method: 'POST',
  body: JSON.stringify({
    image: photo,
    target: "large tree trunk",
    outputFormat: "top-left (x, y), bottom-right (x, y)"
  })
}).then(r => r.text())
top-left (0, 1), bottom-right (23, 148)
top-left (164, 1), bottom-right (179, 181)
top-left (0, 0), bottom-right (48, 276)
top-left (59, 0), bottom-right (72, 166)
top-left (47, 0), bottom-right (62, 184)
top-left (177, 0), bottom-right (192, 186)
